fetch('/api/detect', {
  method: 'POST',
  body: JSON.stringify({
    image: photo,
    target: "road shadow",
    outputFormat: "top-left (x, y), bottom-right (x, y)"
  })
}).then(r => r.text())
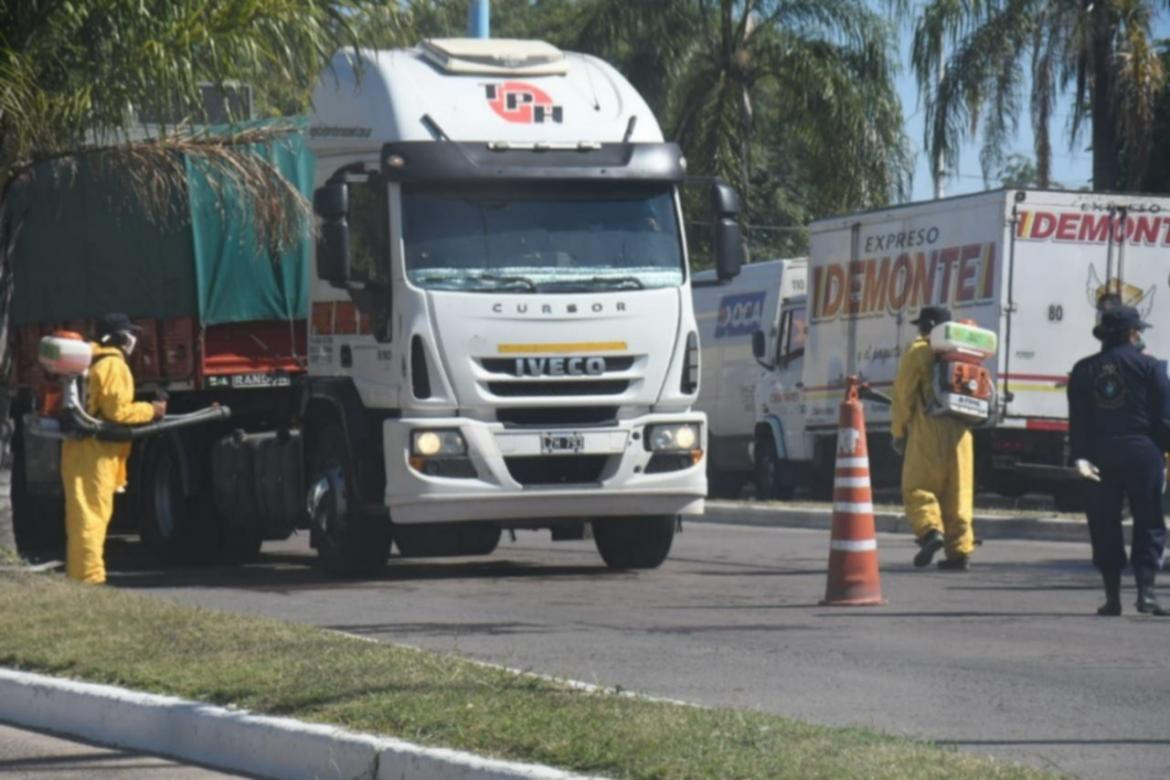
top-left (105, 539), bottom-right (627, 592)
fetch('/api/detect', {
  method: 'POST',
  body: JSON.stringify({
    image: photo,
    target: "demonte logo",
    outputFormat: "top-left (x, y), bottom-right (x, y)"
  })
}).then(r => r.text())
top-left (485, 82), bottom-right (563, 124)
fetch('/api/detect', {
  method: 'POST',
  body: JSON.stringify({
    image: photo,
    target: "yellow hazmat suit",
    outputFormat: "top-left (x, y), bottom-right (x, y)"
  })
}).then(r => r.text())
top-left (61, 344), bottom-right (155, 583)
top-left (891, 337), bottom-right (975, 558)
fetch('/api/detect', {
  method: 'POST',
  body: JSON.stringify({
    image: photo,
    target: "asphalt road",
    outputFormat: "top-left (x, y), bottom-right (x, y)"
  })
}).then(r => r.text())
top-left (102, 522), bottom-right (1170, 780)
top-left (0, 721), bottom-right (246, 779)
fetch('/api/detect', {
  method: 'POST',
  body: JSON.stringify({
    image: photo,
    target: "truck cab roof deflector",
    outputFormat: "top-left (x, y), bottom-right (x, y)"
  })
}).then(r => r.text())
top-left (380, 141), bottom-right (686, 183)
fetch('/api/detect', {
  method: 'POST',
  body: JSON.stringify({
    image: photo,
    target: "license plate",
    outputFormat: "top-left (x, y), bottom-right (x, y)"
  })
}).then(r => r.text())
top-left (229, 372), bottom-right (291, 389)
top-left (541, 432), bottom-right (584, 454)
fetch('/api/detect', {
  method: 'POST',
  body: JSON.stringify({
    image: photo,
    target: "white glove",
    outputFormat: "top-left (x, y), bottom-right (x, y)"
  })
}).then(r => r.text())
top-left (1074, 459), bottom-right (1101, 482)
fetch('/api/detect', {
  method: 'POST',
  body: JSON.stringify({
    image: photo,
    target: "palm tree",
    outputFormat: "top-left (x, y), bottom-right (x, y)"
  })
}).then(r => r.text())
top-left (900, 0), bottom-right (1168, 192)
top-left (571, 0), bottom-right (910, 254)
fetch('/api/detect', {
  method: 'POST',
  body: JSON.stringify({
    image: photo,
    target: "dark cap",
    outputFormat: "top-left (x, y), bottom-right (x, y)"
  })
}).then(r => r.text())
top-left (95, 313), bottom-right (143, 339)
top-left (1093, 304), bottom-right (1151, 340)
top-left (910, 306), bottom-right (952, 329)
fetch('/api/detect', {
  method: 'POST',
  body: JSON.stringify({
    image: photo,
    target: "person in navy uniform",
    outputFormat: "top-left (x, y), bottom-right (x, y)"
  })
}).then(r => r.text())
top-left (1067, 305), bottom-right (1170, 616)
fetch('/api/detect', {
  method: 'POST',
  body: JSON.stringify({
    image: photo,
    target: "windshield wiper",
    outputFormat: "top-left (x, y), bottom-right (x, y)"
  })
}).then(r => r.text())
top-left (475, 273), bottom-right (538, 291)
top-left (543, 275), bottom-right (646, 290)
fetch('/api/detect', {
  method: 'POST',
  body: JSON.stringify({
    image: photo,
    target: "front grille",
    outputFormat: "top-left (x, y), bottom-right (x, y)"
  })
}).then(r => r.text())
top-left (505, 455), bottom-right (608, 486)
top-left (487, 380), bottom-right (628, 397)
top-left (497, 407), bottom-right (618, 427)
top-left (480, 356), bottom-right (635, 375)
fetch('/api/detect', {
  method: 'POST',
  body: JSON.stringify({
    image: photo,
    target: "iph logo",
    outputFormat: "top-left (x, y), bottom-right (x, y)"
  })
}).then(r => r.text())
top-left (485, 82), bottom-right (563, 124)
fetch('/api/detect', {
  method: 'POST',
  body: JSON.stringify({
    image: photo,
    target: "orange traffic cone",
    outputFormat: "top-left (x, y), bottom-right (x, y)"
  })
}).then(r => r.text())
top-left (820, 376), bottom-right (885, 606)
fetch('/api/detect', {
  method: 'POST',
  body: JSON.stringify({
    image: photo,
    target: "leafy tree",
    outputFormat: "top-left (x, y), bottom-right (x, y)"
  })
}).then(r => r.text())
top-left (995, 153), bottom-right (1063, 189)
top-left (567, 0), bottom-right (910, 261)
top-left (1140, 39), bottom-right (1170, 193)
top-left (898, 0), bottom-right (1169, 193)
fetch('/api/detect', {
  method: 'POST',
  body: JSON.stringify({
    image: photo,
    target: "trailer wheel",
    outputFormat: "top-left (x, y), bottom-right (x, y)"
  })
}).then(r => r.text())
top-left (139, 439), bottom-right (219, 564)
top-left (754, 439), bottom-right (795, 501)
top-left (592, 515), bottom-right (675, 570)
top-left (10, 422), bottom-right (65, 556)
top-left (307, 424), bottom-right (391, 576)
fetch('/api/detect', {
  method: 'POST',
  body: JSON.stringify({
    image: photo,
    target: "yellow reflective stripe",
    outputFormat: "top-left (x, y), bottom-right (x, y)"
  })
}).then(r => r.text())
top-left (999, 382), bottom-right (1065, 393)
top-left (497, 341), bottom-right (627, 354)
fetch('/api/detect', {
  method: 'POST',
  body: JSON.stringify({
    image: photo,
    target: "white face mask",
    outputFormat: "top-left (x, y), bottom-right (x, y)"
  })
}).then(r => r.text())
top-left (120, 332), bottom-right (138, 356)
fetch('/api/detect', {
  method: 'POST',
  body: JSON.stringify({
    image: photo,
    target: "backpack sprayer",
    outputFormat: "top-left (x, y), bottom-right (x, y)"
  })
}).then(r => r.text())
top-left (28, 331), bottom-right (230, 441)
top-left (925, 320), bottom-right (998, 426)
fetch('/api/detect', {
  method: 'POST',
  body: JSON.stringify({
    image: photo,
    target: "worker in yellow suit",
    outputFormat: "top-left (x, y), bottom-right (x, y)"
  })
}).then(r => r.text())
top-left (891, 306), bottom-right (975, 571)
top-left (61, 314), bottom-right (165, 584)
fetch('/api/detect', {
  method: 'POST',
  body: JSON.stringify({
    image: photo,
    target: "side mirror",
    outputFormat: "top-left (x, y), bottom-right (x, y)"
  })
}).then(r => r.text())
top-left (751, 330), bottom-right (766, 360)
top-left (314, 180), bottom-right (349, 287)
top-left (710, 180), bottom-right (744, 282)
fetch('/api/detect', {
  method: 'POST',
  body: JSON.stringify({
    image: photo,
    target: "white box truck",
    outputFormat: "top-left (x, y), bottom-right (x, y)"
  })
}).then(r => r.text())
top-left (751, 189), bottom-right (1170, 505)
top-left (692, 258), bottom-right (806, 496)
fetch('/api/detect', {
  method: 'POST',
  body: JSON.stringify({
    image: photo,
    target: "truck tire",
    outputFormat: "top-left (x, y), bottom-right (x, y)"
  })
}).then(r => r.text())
top-left (307, 423), bottom-right (391, 576)
top-left (592, 515), bottom-right (675, 570)
top-left (139, 439), bottom-right (219, 564)
top-left (754, 439), bottom-right (796, 501)
top-left (393, 521), bottom-right (501, 557)
top-left (10, 430), bottom-right (65, 556)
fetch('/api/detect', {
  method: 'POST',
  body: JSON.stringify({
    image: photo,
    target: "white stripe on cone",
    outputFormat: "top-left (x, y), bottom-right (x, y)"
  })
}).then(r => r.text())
top-left (835, 457), bottom-right (870, 468)
top-left (830, 539), bottom-right (878, 552)
top-left (833, 501), bottom-right (874, 515)
top-left (833, 477), bottom-right (871, 489)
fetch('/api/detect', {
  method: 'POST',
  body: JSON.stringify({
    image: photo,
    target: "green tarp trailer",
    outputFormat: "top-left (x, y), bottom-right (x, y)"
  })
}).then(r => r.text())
top-left (7, 118), bottom-right (312, 328)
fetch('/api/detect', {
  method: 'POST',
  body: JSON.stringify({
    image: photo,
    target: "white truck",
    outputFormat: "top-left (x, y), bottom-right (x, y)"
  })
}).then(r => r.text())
top-left (302, 38), bottom-right (743, 571)
top-left (692, 258), bottom-right (806, 497)
top-left (751, 189), bottom-right (1170, 505)
top-left (11, 38), bottom-right (744, 573)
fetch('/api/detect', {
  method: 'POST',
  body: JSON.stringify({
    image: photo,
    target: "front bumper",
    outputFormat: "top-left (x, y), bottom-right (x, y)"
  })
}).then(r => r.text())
top-left (385, 412), bottom-right (706, 524)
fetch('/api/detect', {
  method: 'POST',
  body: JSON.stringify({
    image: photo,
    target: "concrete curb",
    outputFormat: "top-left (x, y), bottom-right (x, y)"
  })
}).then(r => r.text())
top-left (696, 500), bottom-right (1119, 545)
top-left (0, 668), bottom-right (598, 780)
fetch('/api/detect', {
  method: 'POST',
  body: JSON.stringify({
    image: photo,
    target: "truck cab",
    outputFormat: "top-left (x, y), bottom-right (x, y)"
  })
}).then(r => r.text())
top-left (751, 294), bottom-right (815, 499)
top-left (302, 39), bottom-right (743, 572)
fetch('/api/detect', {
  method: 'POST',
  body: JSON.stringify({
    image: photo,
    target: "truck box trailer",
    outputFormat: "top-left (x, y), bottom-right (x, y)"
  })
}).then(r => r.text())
top-left (751, 189), bottom-right (1170, 504)
top-left (9, 38), bottom-right (744, 573)
top-left (692, 258), bottom-right (806, 497)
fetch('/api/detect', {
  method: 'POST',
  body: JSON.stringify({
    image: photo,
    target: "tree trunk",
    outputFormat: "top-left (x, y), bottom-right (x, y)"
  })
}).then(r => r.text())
top-left (1091, 1), bottom-right (1121, 191)
top-left (0, 202), bottom-right (18, 556)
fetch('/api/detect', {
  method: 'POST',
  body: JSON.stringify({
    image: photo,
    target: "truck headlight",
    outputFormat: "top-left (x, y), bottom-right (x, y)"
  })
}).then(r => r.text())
top-left (646, 423), bottom-right (700, 452)
top-left (412, 429), bottom-right (466, 457)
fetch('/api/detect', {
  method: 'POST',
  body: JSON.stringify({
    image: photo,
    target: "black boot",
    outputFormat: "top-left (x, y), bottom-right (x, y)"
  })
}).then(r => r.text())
top-left (1135, 570), bottom-right (1169, 616)
top-left (1097, 570), bottom-right (1121, 616)
top-left (913, 530), bottom-right (944, 568)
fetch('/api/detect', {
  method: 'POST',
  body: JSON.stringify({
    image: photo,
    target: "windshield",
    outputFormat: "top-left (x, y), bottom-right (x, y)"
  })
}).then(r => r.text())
top-left (402, 182), bottom-right (684, 292)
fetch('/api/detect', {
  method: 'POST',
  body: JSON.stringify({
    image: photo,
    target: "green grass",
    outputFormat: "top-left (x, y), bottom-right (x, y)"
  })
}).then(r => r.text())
top-left (0, 572), bottom-right (1053, 779)
top-left (0, 546), bottom-right (24, 565)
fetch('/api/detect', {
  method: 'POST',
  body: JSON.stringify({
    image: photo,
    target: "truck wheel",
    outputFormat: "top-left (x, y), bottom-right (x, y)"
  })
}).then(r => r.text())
top-left (754, 440), bottom-right (795, 501)
top-left (393, 521), bottom-right (501, 557)
top-left (10, 430), bottom-right (65, 556)
top-left (307, 424), bottom-right (391, 576)
top-left (139, 440), bottom-right (219, 564)
top-left (592, 516), bottom-right (675, 570)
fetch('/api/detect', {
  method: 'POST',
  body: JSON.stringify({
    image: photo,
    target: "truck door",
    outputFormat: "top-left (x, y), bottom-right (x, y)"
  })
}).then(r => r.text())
top-left (757, 299), bottom-right (810, 461)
